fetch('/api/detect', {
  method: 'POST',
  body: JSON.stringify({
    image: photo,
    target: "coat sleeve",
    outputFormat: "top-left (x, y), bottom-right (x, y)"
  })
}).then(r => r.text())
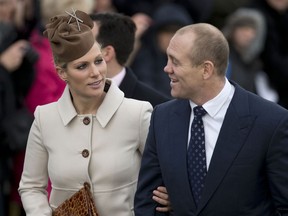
top-left (134, 106), bottom-right (170, 216)
top-left (138, 101), bottom-right (153, 155)
top-left (18, 106), bottom-right (52, 216)
top-left (266, 112), bottom-right (288, 215)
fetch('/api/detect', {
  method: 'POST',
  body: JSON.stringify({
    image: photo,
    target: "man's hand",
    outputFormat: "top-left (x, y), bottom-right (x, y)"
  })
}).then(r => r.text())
top-left (153, 186), bottom-right (172, 212)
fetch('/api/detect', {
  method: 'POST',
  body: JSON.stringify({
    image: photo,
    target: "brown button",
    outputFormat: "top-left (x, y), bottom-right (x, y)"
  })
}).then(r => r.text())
top-left (83, 117), bottom-right (90, 125)
top-left (82, 149), bottom-right (89, 158)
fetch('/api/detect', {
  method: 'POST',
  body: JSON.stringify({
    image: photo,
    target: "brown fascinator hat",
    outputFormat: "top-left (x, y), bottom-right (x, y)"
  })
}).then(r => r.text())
top-left (43, 9), bottom-right (95, 62)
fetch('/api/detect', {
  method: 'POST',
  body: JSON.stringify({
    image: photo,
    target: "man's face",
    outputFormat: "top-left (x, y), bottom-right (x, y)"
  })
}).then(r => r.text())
top-left (232, 26), bottom-right (256, 50)
top-left (164, 33), bottom-right (205, 100)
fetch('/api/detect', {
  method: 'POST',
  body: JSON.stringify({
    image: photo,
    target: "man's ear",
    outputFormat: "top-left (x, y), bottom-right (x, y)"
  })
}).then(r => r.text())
top-left (56, 66), bottom-right (67, 82)
top-left (202, 61), bottom-right (214, 80)
top-left (102, 45), bottom-right (115, 62)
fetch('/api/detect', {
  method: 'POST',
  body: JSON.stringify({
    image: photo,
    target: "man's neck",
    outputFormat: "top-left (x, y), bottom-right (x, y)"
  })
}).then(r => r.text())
top-left (106, 61), bottom-right (124, 78)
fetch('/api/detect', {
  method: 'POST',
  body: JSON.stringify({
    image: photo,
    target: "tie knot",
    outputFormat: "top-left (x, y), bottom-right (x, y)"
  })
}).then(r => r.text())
top-left (193, 106), bottom-right (206, 118)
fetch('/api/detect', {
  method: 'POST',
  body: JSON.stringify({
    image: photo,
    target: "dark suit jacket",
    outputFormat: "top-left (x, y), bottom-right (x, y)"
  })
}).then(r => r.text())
top-left (119, 68), bottom-right (170, 107)
top-left (134, 82), bottom-right (288, 216)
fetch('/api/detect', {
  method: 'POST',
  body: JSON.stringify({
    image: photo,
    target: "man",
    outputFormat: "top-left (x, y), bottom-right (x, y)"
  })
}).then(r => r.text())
top-left (134, 23), bottom-right (288, 215)
top-left (89, 12), bottom-right (169, 107)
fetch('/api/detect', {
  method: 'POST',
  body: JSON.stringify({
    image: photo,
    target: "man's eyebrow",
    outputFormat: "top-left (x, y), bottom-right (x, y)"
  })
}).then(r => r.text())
top-left (168, 54), bottom-right (179, 63)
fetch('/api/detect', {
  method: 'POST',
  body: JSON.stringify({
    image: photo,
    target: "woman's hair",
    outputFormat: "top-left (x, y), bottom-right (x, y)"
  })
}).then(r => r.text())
top-left (52, 55), bottom-right (67, 68)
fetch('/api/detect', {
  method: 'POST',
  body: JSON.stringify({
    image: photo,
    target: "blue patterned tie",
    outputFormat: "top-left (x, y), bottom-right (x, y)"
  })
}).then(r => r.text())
top-left (187, 106), bottom-right (207, 206)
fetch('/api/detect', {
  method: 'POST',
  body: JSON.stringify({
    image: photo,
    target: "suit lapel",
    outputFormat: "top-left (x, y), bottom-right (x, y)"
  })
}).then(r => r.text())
top-left (169, 100), bottom-right (198, 212)
top-left (196, 85), bottom-right (256, 214)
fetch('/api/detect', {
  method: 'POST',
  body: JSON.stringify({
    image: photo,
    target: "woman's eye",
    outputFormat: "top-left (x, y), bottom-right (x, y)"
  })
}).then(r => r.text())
top-left (95, 59), bottom-right (103, 65)
top-left (76, 63), bottom-right (87, 70)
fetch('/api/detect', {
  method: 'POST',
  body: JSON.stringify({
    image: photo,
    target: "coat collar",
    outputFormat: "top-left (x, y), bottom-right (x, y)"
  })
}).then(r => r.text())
top-left (57, 79), bottom-right (124, 128)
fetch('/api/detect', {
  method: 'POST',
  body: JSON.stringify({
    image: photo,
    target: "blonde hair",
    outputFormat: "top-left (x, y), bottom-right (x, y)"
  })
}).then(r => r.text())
top-left (41, 0), bottom-right (95, 25)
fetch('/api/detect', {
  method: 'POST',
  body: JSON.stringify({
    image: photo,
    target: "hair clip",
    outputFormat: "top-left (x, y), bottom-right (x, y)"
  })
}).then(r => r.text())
top-left (65, 8), bottom-right (83, 31)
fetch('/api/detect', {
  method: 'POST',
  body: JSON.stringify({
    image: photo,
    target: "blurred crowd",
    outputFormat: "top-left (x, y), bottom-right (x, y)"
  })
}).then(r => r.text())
top-left (0, 0), bottom-right (287, 215)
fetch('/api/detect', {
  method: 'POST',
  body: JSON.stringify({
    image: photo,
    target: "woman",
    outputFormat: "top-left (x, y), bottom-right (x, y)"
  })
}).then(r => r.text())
top-left (18, 10), bottom-right (170, 216)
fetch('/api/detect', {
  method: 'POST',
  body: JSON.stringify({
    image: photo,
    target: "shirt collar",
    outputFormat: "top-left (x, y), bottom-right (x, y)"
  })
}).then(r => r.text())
top-left (111, 67), bottom-right (126, 87)
top-left (189, 78), bottom-right (234, 117)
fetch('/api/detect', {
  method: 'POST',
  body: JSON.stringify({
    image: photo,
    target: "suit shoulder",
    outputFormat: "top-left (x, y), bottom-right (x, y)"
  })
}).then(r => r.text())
top-left (137, 80), bottom-right (168, 97)
top-left (248, 91), bottom-right (287, 113)
top-left (235, 86), bottom-right (288, 119)
top-left (121, 68), bottom-right (170, 106)
top-left (135, 81), bottom-right (170, 105)
top-left (154, 99), bottom-right (188, 114)
top-left (122, 97), bottom-right (153, 110)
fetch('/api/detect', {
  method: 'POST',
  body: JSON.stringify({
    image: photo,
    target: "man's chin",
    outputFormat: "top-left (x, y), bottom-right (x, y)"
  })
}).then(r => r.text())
top-left (171, 90), bottom-right (179, 99)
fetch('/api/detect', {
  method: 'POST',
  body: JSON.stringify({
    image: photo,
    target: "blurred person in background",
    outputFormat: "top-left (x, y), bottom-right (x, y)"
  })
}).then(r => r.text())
top-left (0, 0), bottom-right (39, 215)
top-left (90, 12), bottom-right (169, 107)
top-left (207, 0), bottom-right (254, 28)
top-left (251, 0), bottom-right (288, 109)
top-left (112, 0), bottom-right (212, 23)
top-left (40, 0), bottom-right (94, 27)
top-left (130, 3), bottom-right (193, 98)
top-left (92, 0), bottom-right (117, 13)
top-left (223, 7), bottom-right (278, 102)
top-left (90, 0), bottom-right (154, 68)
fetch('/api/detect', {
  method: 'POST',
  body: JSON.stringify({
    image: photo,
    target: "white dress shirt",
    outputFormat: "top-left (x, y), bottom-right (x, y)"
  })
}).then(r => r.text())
top-left (111, 67), bottom-right (126, 87)
top-left (188, 78), bottom-right (235, 169)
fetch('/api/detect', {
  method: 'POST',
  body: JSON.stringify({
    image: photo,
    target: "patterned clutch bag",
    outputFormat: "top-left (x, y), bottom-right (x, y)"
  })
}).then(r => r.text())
top-left (52, 182), bottom-right (99, 216)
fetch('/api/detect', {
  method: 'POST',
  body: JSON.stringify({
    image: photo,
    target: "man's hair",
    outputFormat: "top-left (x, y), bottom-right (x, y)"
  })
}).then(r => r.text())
top-left (177, 23), bottom-right (229, 75)
top-left (90, 12), bottom-right (136, 66)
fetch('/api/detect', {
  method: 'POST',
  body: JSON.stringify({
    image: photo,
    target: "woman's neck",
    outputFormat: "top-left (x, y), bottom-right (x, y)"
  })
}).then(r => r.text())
top-left (71, 92), bottom-right (106, 115)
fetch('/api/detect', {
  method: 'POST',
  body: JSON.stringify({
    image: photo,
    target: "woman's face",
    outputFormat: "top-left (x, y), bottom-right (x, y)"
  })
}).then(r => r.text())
top-left (59, 42), bottom-right (107, 101)
top-left (267, 0), bottom-right (288, 12)
top-left (0, 0), bottom-right (16, 22)
top-left (232, 26), bottom-right (256, 50)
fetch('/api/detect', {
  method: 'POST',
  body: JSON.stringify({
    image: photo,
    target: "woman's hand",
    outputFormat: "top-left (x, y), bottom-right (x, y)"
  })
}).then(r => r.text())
top-left (153, 186), bottom-right (172, 212)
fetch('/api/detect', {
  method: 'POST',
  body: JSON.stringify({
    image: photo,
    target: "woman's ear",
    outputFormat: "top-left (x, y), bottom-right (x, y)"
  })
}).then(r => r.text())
top-left (56, 66), bottom-right (68, 82)
top-left (202, 61), bottom-right (214, 80)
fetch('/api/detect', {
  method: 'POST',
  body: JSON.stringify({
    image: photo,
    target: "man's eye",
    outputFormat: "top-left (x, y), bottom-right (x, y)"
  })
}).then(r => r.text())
top-left (172, 60), bottom-right (178, 66)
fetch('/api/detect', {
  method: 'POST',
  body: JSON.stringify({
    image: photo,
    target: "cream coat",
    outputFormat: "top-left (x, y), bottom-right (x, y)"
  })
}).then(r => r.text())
top-left (19, 80), bottom-right (153, 216)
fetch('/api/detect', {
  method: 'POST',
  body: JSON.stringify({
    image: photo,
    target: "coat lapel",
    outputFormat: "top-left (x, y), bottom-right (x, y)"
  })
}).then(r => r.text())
top-left (169, 100), bottom-right (198, 213)
top-left (196, 85), bottom-right (256, 214)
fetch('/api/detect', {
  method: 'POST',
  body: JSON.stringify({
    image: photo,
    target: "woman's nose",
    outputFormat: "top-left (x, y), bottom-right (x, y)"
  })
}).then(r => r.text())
top-left (91, 64), bottom-right (100, 76)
